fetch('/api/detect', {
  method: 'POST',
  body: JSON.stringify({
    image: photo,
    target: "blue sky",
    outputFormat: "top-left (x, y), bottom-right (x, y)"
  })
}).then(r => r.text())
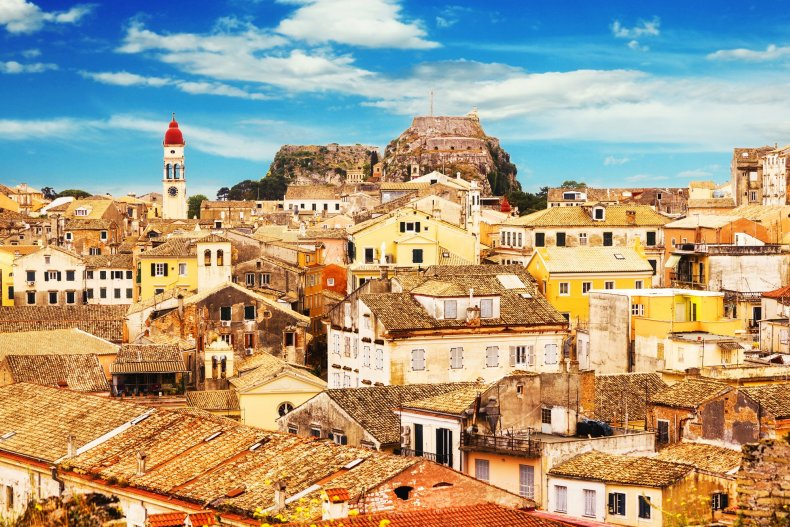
top-left (2, 0), bottom-right (790, 198)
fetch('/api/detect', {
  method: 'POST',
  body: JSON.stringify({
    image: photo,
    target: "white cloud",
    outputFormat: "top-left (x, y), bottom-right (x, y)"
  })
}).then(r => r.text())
top-left (436, 5), bottom-right (472, 28)
top-left (81, 70), bottom-right (169, 87)
top-left (21, 48), bottom-right (40, 58)
top-left (627, 40), bottom-right (649, 52)
top-left (0, 117), bottom-right (83, 139)
top-left (677, 168), bottom-right (712, 179)
top-left (611, 17), bottom-right (660, 39)
top-left (604, 155), bottom-right (629, 166)
top-left (177, 81), bottom-right (268, 100)
top-left (276, 0), bottom-right (438, 49)
top-left (0, 0), bottom-right (94, 34)
top-left (0, 60), bottom-right (56, 73)
top-left (707, 44), bottom-right (790, 62)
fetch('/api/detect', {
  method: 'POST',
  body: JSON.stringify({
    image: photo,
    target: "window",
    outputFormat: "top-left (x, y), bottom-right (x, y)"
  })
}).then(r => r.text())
top-left (363, 346), bottom-right (371, 367)
top-left (559, 282), bottom-right (570, 296)
top-left (216, 249), bottom-right (224, 266)
top-left (579, 232), bottom-right (588, 245)
top-left (44, 255), bottom-right (50, 265)
top-left (114, 288), bottom-right (121, 299)
top-left (344, 336), bottom-right (351, 357)
top-left (544, 343), bottom-right (558, 364)
top-left (635, 280), bottom-right (643, 289)
top-left (535, 232), bottom-right (545, 247)
top-left (638, 495), bottom-right (651, 519)
top-left (450, 347), bottom-right (464, 369)
top-left (99, 270), bottom-right (107, 280)
top-left (65, 232), bottom-right (73, 241)
top-left (603, 232), bottom-right (613, 246)
top-left (582, 282), bottom-right (592, 294)
top-left (26, 291), bottom-right (35, 305)
top-left (244, 305), bottom-right (256, 320)
top-left (99, 287), bottom-right (107, 299)
top-left (711, 492), bottom-right (729, 511)
top-left (631, 304), bottom-right (644, 316)
top-left (310, 426), bottom-right (321, 438)
top-left (608, 492), bottom-right (626, 516)
top-left (411, 349), bottom-right (426, 371)
top-left (331, 430), bottom-right (348, 445)
top-left (648, 259), bottom-right (657, 275)
top-left (583, 489), bottom-right (596, 517)
top-left (342, 374), bottom-right (351, 388)
top-left (287, 425), bottom-right (298, 434)
top-left (375, 348), bottom-right (384, 370)
top-left (100, 230), bottom-right (107, 241)
top-left (25, 270), bottom-right (35, 282)
top-left (474, 459), bottom-right (489, 482)
top-left (126, 288), bottom-right (133, 299)
top-left (278, 402), bottom-right (294, 416)
top-left (485, 346), bottom-right (499, 367)
top-left (512, 345), bottom-right (533, 367)
top-left (112, 270), bottom-right (124, 280)
top-left (594, 207), bottom-right (605, 220)
top-left (5, 485), bottom-right (13, 511)
top-left (154, 288), bottom-right (164, 295)
top-left (327, 277), bottom-right (335, 286)
top-left (657, 419), bottom-right (670, 443)
top-left (646, 231), bottom-right (656, 246)
top-left (220, 306), bottom-right (232, 321)
top-left (260, 273), bottom-right (271, 286)
top-left (332, 333), bottom-right (340, 355)
top-left (204, 249), bottom-right (212, 266)
top-left (554, 485), bottom-right (567, 513)
top-left (556, 232), bottom-right (566, 247)
top-left (179, 263), bottom-right (187, 276)
top-left (604, 281), bottom-right (615, 290)
top-left (364, 247), bottom-right (374, 264)
top-left (444, 299), bottom-right (457, 319)
top-left (749, 190), bottom-right (758, 202)
top-left (154, 263), bottom-right (166, 277)
top-left (48, 291), bottom-right (57, 304)
top-left (47, 271), bottom-right (59, 281)
top-left (541, 408), bottom-right (552, 424)
top-left (412, 249), bottom-right (423, 264)
top-left (480, 298), bottom-right (493, 318)
top-left (126, 270), bottom-right (132, 279)
top-left (519, 465), bottom-right (534, 498)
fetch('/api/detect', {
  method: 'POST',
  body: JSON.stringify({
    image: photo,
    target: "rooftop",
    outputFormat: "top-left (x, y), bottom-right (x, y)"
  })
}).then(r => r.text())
top-left (185, 390), bottom-right (240, 412)
top-left (650, 378), bottom-right (730, 409)
top-left (653, 442), bottom-right (741, 476)
top-left (111, 344), bottom-right (188, 374)
top-left (0, 327), bottom-right (119, 357)
top-left (0, 305), bottom-right (128, 342)
top-left (505, 204), bottom-right (670, 227)
top-left (533, 246), bottom-right (653, 274)
top-left (594, 373), bottom-right (667, 423)
top-left (3, 354), bottom-right (109, 392)
top-left (549, 450), bottom-right (692, 488)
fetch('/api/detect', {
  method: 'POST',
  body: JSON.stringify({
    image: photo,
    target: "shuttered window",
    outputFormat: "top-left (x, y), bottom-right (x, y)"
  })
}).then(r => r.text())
top-left (474, 459), bottom-right (489, 482)
top-left (450, 347), bottom-right (464, 369)
top-left (583, 489), bottom-right (596, 517)
top-left (554, 486), bottom-right (567, 513)
top-left (485, 346), bottom-right (499, 368)
top-left (519, 465), bottom-right (534, 498)
top-left (544, 343), bottom-right (558, 364)
top-left (411, 349), bottom-right (426, 371)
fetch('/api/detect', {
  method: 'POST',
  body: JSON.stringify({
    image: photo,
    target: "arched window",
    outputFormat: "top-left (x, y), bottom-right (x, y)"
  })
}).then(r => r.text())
top-left (166, 164), bottom-right (172, 179)
top-left (216, 249), bottom-right (224, 266)
top-left (174, 164), bottom-right (181, 179)
top-left (204, 249), bottom-right (212, 266)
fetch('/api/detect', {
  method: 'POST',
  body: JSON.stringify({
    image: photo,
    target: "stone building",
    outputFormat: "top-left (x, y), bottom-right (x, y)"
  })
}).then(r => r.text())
top-left (731, 146), bottom-right (774, 207)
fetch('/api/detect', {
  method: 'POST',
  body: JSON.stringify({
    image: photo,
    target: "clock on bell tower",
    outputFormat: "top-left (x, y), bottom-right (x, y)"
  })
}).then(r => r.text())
top-left (162, 113), bottom-right (187, 219)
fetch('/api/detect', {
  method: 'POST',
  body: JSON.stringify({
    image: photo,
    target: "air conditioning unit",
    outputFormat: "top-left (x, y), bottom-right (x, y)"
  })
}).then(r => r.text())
top-left (245, 348), bottom-right (254, 356)
top-left (400, 425), bottom-right (411, 447)
top-left (26, 281), bottom-right (35, 287)
top-left (221, 320), bottom-right (231, 327)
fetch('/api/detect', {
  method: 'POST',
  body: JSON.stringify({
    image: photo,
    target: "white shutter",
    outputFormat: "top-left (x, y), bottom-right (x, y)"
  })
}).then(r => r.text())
top-left (509, 346), bottom-right (516, 367)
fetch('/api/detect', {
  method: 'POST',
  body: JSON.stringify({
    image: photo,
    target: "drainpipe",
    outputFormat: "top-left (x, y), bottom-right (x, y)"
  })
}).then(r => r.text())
top-left (50, 466), bottom-right (65, 495)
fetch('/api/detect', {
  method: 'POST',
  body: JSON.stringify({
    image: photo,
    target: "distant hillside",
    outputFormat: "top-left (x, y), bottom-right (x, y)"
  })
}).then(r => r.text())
top-left (381, 111), bottom-right (519, 196)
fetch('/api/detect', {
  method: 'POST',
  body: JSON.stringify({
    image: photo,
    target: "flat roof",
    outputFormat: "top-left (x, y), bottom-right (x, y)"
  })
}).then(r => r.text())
top-left (588, 288), bottom-right (724, 297)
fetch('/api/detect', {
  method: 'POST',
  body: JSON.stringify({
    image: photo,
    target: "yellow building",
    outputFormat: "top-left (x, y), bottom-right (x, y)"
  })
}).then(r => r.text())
top-left (526, 246), bottom-right (653, 325)
top-left (583, 288), bottom-right (745, 375)
top-left (229, 351), bottom-right (326, 430)
top-left (347, 205), bottom-right (480, 290)
top-left (0, 246), bottom-right (39, 306)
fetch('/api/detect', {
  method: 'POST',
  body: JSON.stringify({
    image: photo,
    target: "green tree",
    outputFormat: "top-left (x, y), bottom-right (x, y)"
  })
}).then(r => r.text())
top-left (560, 180), bottom-right (587, 189)
top-left (228, 180), bottom-right (260, 200)
top-left (41, 187), bottom-right (56, 200)
top-left (216, 187), bottom-right (229, 201)
top-left (57, 189), bottom-right (91, 199)
top-left (188, 194), bottom-right (207, 220)
top-left (507, 186), bottom-right (548, 215)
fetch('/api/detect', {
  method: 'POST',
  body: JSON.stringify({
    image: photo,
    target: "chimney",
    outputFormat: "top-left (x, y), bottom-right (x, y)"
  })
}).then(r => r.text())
top-left (178, 293), bottom-right (184, 316)
top-left (626, 210), bottom-right (636, 225)
top-left (66, 434), bottom-right (75, 458)
top-left (136, 450), bottom-right (147, 476)
top-left (456, 171), bottom-right (461, 180)
top-left (322, 488), bottom-right (350, 521)
top-left (273, 480), bottom-right (287, 511)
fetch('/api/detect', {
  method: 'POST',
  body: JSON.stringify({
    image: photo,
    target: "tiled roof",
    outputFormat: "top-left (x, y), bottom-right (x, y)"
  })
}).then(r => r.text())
top-left (83, 253), bottom-right (134, 269)
top-left (197, 233), bottom-right (231, 244)
top-left (4, 354), bottom-right (109, 392)
top-left (687, 198), bottom-right (736, 209)
top-left (762, 284), bottom-right (790, 300)
top-left (139, 238), bottom-right (197, 258)
top-left (547, 187), bottom-right (687, 202)
top-left (594, 373), bottom-right (668, 423)
top-left (0, 383), bottom-right (147, 462)
top-left (65, 217), bottom-right (115, 230)
top-left (0, 305), bottom-right (128, 342)
top-left (650, 378), bottom-right (730, 409)
top-left (438, 247), bottom-right (473, 265)
top-left (284, 185), bottom-right (339, 200)
top-left (182, 282), bottom-right (310, 324)
top-left (548, 451), bottom-right (692, 487)
top-left (0, 328), bottom-right (118, 357)
top-left (506, 204), bottom-right (670, 227)
top-left (534, 247), bottom-right (653, 274)
top-left (127, 288), bottom-right (195, 315)
top-left (230, 351), bottom-right (323, 392)
top-left (325, 383), bottom-right (480, 445)
top-left (379, 182), bottom-right (430, 191)
top-left (743, 383), bottom-right (790, 419)
top-left (401, 383), bottom-right (488, 415)
top-left (111, 344), bottom-right (187, 374)
top-left (185, 390), bottom-right (240, 412)
top-left (280, 503), bottom-right (570, 527)
top-left (147, 511), bottom-right (216, 527)
top-left (301, 228), bottom-right (349, 239)
top-left (654, 443), bottom-right (741, 476)
top-left (411, 280), bottom-right (469, 297)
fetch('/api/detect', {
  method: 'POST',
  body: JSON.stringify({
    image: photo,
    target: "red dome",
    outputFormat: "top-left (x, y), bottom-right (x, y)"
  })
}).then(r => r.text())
top-left (164, 115), bottom-right (184, 145)
top-left (500, 196), bottom-right (512, 213)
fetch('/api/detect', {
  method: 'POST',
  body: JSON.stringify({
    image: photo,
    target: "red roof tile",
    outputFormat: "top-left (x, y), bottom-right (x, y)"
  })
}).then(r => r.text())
top-left (146, 511), bottom-right (216, 527)
top-left (324, 487), bottom-right (350, 503)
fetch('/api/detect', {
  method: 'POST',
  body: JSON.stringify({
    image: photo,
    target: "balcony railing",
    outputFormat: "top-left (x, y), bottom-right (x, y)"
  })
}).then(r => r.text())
top-left (399, 448), bottom-right (452, 466)
top-left (461, 432), bottom-right (542, 458)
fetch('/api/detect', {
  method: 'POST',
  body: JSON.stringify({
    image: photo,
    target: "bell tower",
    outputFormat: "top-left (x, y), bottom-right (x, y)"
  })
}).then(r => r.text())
top-left (162, 114), bottom-right (187, 219)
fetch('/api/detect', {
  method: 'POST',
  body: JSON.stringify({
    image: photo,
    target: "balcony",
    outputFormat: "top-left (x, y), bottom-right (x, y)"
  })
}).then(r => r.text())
top-left (461, 431), bottom-right (542, 458)
top-left (669, 272), bottom-right (706, 290)
top-left (399, 448), bottom-right (451, 466)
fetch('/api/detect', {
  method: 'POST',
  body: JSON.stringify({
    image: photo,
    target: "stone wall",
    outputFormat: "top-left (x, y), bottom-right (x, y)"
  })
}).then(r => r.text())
top-left (738, 436), bottom-right (790, 525)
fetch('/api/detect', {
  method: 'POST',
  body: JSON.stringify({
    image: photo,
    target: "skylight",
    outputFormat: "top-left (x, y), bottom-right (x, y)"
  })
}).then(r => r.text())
top-left (613, 253), bottom-right (625, 260)
top-left (497, 274), bottom-right (526, 289)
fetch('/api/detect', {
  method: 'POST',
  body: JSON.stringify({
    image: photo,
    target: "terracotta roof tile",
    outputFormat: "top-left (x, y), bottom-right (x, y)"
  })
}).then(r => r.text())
top-left (65, 218), bottom-right (116, 230)
top-left (4, 354), bottom-right (109, 392)
top-left (506, 204), bottom-right (670, 227)
top-left (549, 450), bottom-right (692, 487)
top-left (230, 351), bottom-right (322, 392)
top-left (83, 253), bottom-right (134, 269)
top-left (111, 344), bottom-right (187, 374)
top-left (284, 185), bottom-right (339, 200)
top-left (594, 373), bottom-right (667, 422)
top-left (146, 511), bottom-right (216, 527)
top-left (185, 390), bottom-right (240, 412)
top-left (281, 503), bottom-right (571, 527)
top-left (654, 442), bottom-right (741, 475)
top-left (401, 383), bottom-right (489, 415)
top-left (139, 238), bottom-right (198, 258)
top-left (0, 328), bottom-right (118, 357)
top-left (0, 304), bottom-right (127, 341)
top-left (535, 247), bottom-right (653, 274)
top-left (743, 383), bottom-right (790, 419)
top-left (650, 378), bottom-right (730, 409)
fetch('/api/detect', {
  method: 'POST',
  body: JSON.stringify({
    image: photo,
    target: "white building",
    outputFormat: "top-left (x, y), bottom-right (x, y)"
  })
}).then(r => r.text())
top-left (12, 246), bottom-right (85, 306)
top-left (283, 185), bottom-right (346, 215)
top-left (162, 115), bottom-right (188, 220)
top-left (761, 145), bottom-right (790, 205)
top-left (84, 254), bottom-right (135, 304)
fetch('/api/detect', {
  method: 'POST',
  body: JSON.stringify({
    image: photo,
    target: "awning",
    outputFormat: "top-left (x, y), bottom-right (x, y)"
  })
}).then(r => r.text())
top-left (664, 254), bottom-right (681, 269)
top-left (718, 341), bottom-right (744, 351)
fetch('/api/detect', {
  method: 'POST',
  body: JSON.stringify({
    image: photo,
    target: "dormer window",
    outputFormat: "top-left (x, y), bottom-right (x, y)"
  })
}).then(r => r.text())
top-left (75, 207), bottom-right (89, 216)
top-left (480, 298), bottom-right (493, 318)
top-left (444, 300), bottom-right (457, 319)
top-left (593, 207), bottom-right (605, 221)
